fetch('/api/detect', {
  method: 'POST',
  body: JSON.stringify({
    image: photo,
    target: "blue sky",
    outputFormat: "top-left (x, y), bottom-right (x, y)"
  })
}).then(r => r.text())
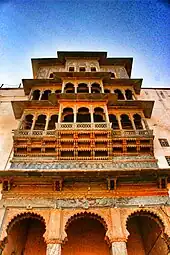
top-left (0, 0), bottom-right (170, 88)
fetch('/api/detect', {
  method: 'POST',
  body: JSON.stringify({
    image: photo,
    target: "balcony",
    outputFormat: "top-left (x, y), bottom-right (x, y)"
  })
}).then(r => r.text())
top-left (112, 129), bottom-right (153, 138)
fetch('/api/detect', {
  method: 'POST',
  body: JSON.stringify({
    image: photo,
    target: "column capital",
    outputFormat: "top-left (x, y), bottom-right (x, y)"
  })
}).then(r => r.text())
top-left (46, 239), bottom-right (62, 245)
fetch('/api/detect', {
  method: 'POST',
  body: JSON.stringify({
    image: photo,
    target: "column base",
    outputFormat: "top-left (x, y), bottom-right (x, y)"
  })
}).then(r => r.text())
top-left (111, 241), bottom-right (128, 255)
top-left (47, 243), bottom-right (61, 255)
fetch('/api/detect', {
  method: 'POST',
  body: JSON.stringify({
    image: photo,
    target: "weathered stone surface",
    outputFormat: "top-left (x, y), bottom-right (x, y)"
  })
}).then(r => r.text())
top-left (46, 244), bottom-right (61, 255)
top-left (111, 242), bottom-right (128, 255)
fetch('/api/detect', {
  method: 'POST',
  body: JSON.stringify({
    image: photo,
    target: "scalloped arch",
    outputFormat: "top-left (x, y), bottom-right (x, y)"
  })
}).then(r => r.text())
top-left (6, 212), bottom-right (46, 234)
top-left (125, 209), bottom-right (165, 230)
top-left (65, 211), bottom-right (108, 233)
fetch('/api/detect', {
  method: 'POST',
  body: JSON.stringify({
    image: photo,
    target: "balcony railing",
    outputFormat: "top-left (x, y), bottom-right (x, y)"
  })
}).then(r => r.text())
top-left (13, 124), bottom-right (153, 137)
top-left (112, 129), bottom-right (153, 137)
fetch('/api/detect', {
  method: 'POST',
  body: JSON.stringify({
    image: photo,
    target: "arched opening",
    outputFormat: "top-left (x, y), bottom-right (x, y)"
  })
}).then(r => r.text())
top-left (34, 115), bottom-right (46, 130)
top-left (69, 67), bottom-right (74, 72)
top-left (79, 67), bottom-right (86, 72)
top-left (64, 83), bottom-right (75, 93)
top-left (62, 213), bottom-right (110, 255)
top-left (47, 114), bottom-right (58, 130)
top-left (104, 89), bottom-right (110, 93)
top-left (77, 107), bottom-right (90, 122)
top-left (93, 107), bottom-right (105, 122)
top-left (55, 89), bottom-right (61, 94)
top-left (127, 212), bottom-right (168, 255)
top-left (21, 114), bottom-right (33, 130)
top-left (109, 114), bottom-right (119, 129)
top-left (32, 90), bottom-right (40, 100)
top-left (3, 213), bottom-right (46, 255)
top-left (91, 83), bottom-right (101, 93)
top-left (114, 89), bottom-right (125, 100)
top-left (91, 67), bottom-right (96, 72)
top-left (77, 83), bottom-right (89, 93)
top-left (41, 90), bottom-right (51, 100)
top-left (111, 72), bottom-right (115, 78)
top-left (133, 114), bottom-right (143, 130)
top-left (121, 114), bottom-right (133, 129)
top-left (62, 108), bottom-right (74, 122)
top-left (125, 89), bottom-right (133, 100)
top-left (49, 73), bottom-right (54, 78)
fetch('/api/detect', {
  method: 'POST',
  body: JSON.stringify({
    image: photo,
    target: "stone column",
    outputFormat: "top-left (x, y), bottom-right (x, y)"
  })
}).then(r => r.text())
top-left (74, 105), bottom-right (77, 123)
top-left (90, 105), bottom-right (94, 123)
top-left (89, 83), bottom-right (91, 93)
top-left (58, 105), bottom-right (62, 123)
top-left (45, 114), bottom-right (50, 131)
top-left (129, 114), bottom-right (136, 130)
top-left (117, 115), bottom-right (122, 130)
top-left (104, 105), bottom-right (109, 123)
top-left (46, 243), bottom-right (61, 255)
top-left (31, 115), bottom-right (37, 131)
top-left (39, 90), bottom-right (43, 100)
top-left (111, 241), bottom-right (128, 255)
top-left (61, 82), bottom-right (65, 93)
top-left (100, 82), bottom-right (104, 93)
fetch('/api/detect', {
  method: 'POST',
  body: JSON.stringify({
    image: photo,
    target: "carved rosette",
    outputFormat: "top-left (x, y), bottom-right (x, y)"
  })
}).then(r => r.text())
top-left (111, 241), bottom-right (128, 255)
top-left (46, 243), bottom-right (61, 255)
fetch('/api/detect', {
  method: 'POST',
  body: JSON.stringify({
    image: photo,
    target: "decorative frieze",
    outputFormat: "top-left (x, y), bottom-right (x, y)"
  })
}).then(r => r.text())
top-left (10, 156), bottom-right (158, 170)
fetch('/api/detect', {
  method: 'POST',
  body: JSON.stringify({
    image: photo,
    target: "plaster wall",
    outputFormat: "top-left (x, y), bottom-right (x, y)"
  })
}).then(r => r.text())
top-left (137, 89), bottom-right (170, 168)
top-left (0, 89), bottom-right (27, 170)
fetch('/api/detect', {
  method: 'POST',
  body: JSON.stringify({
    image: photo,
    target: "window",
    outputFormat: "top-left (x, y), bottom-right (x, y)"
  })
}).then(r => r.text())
top-left (79, 67), bottom-right (86, 72)
top-left (159, 138), bottom-right (169, 147)
top-left (69, 67), bottom-right (74, 72)
top-left (111, 72), bottom-right (115, 78)
top-left (165, 156), bottom-right (170, 166)
top-left (49, 73), bottom-right (54, 78)
top-left (91, 67), bottom-right (96, 72)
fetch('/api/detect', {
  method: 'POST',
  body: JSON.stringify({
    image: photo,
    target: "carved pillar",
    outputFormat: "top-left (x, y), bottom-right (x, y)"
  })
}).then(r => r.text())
top-left (39, 90), bottom-right (43, 100)
top-left (111, 241), bottom-right (128, 255)
top-left (142, 117), bottom-right (149, 130)
top-left (45, 114), bottom-right (50, 131)
top-left (75, 84), bottom-right (77, 93)
top-left (18, 113), bottom-right (25, 129)
top-left (90, 106), bottom-right (94, 122)
top-left (58, 105), bottom-right (62, 123)
top-left (31, 115), bottom-right (37, 131)
top-left (61, 82), bottom-right (65, 93)
top-left (129, 114), bottom-right (136, 130)
top-left (46, 243), bottom-right (61, 255)
top-left (122, 90), bottom-right (126, 100)
top-left (117, 115), bottom-right (122, 130)
top-left (104, 105), bottom-right (109, 123)
top-left (89, 82), bottom-right (91, 93)
top-left (100, 82), bottom-right (104, 93)
top-left (74, 105), bottom-right (77, 123)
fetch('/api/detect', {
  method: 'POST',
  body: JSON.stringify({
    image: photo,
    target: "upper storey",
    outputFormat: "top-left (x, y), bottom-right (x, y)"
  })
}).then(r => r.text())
top-left (32, 51), bottom-right (132, 79)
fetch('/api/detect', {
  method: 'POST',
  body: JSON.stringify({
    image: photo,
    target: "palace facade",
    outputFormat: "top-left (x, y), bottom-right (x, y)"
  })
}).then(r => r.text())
top-left (0, 51), bottom-right (170, 255)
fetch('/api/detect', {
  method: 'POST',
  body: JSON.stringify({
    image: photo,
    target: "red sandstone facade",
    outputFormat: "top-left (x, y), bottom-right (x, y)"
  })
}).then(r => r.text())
top-left (0, 51), bottom-right (170, 255)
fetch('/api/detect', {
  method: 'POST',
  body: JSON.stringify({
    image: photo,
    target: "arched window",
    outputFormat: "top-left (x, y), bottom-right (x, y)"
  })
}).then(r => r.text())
top-left (21, 114), bottom-right (33, 130)
top-left (77, 83), bottom-right (89, 93)
top-left (32, 90), bottom-right (40, 100)
top-left (41, 90), bottom-right (51, 100)
top-left (104, 89), bottom-right (110, 93)
top-left (77, 107), bottom-right (90, 122)
top-left (55, 89), bottom-right (61, 94)
top-left (111, 72), bottom-right (115, 78)
top-left (91, 83), bottom-right (101, 93)
top-left (91, 67), bottom-right (96, 72)
top-left (62, 108), bottom-right (74, 122)
top-left (109, 114), bottom-right (119, 129)
top-left (125, 89), bottom-right (133, 100)
top-left (34, 115), bottom-right (46, 130)
top-left (133, 114), bottom-right (143, 129)
top-left (93, 107), bottom-right (105, 122)
top-left (114, 89), bottom-right (125, 100)
top-left (49, 73), bottom-right (54, 78)
top-left (64, 83), bottom-right (75, 93)
top-left (69, 67), bottom-right (74, 72)
top-left (79, 67), bottom-right (86, 72)
top-left (121, 114), bottom-right (133, 129)
top-left (48, 114), bottom-right (58, 130)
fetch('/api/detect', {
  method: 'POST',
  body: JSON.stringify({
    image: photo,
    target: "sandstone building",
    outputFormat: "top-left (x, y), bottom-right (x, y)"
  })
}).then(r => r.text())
top-left (0, 51), bottom-right (170, 254)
